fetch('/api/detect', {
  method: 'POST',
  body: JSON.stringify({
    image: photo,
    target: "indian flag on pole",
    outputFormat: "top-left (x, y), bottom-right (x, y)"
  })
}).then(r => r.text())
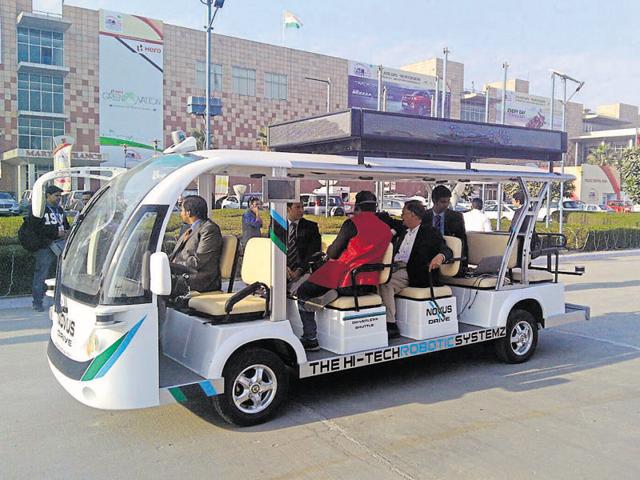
top-left (283, 11), bottom-right (302, 29)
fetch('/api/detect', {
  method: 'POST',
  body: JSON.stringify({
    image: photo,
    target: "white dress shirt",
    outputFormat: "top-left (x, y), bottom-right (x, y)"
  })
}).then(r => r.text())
top-left (463, 209), bottom-right (492, 232)
top-left (394, 225), bottom-right (420, 263)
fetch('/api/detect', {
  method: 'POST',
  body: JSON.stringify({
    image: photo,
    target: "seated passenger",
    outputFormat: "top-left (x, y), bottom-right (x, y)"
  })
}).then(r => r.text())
top-left (169, 195), bottom-right (223, 296)
top-left (379, 200), bottom-right (453, 338)
top-left (296, 191), bottom-right (392, 351)
top-left (287, 201), bottom-right (321, 291)
top-left (423, 185), bottom-right (468, 272)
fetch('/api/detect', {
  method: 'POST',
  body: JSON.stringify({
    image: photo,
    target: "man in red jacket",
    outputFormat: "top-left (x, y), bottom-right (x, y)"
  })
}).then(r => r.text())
top-left (296, 191), bottom-right (392, 351)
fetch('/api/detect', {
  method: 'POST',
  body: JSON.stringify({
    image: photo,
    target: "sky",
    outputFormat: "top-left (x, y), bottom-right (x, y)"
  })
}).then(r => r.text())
top-left (36, 0), bottom-right (640, 109)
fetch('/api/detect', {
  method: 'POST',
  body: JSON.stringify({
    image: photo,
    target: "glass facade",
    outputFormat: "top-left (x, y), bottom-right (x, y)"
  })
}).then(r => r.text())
top-left (18, 117), bottom-right (65, 150)
top-left (232, 66), bottom-right (256, 96)
top-left (461, 103), bottom-right (486, 122)
top-left (195, 61), bottom-right (223, 91)
top-left (17, 27), bottom-right (64, 66)
top-left (18, 72), bottom-right (64, 113)
top-left (265, 72), bottom-right (287, 100)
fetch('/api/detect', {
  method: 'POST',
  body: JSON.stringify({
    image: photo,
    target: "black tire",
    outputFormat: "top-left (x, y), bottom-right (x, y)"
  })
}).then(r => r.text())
top-left (212, 347), bottom-right (289, 426)
top-left (495, 309), bottom-right (538, 364)
top-left (333, 207), bottom-right (345, 216)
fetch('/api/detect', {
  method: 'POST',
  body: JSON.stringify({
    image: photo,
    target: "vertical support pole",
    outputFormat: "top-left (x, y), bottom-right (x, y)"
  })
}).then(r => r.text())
top-left (204, 1), bottom-right (212, 149)
top-left (501, 62), bottom-right (508, 124)
top-left (326, 78), bottom-right (331, 113)
top-left (546, 74), bottom-right (556, 228)
top-left (270, 167), bottom-right (288, 322)
top-left (377, 65), bottom-right (383, 111)
top-left (197, 173), bottom-right (214, 215)
top-left (382, 86), bottom-right (388, 112)
top-left (497, 183), bottom-right (503, 231)
top-left (325, 181), bottom-right (330, 218)
top-left (484, 87), bottom-right (490, 123)
top-left (434, 77), bottom-right (440, 118)
top-left (559, 77), bottom-right (567, 234)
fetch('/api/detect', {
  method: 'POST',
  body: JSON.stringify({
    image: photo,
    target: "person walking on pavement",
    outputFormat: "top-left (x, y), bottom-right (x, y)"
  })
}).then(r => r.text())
top-left (31, 185), bottom-right (70, 311)
top-left (241, 196), bottom-right (263, 249)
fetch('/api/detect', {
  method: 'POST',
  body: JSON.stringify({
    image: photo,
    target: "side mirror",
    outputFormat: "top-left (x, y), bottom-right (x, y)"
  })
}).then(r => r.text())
top-left (150, 252), bottom-right (172, 296)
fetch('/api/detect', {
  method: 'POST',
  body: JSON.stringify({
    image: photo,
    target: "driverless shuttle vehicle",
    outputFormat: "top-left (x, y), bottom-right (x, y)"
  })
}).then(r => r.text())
top-left (45, 110), bottom-right (589, 426)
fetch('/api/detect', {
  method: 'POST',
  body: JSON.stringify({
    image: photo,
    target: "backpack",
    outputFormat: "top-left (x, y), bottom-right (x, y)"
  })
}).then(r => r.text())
top-left (18, 215), bottom-right (48, 252)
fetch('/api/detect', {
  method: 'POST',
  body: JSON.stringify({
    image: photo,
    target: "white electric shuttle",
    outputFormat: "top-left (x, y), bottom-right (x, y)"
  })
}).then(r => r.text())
top-left (44, 110), bottom-right (589, 426)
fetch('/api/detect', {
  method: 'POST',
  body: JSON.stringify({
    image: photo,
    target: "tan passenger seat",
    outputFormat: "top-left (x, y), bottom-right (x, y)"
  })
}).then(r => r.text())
top-left (511, 268), bottom-right (554, 283)
top-left (188, 237), bottom-right (270, 320)
top-left (186, 234), bottom-right (239, 297)
top-left (443, 232), bottom-right (518, 289)
top-left (321, 234), bottom-right (337, 253)
top-left (396, 235), bottom-right (460, 300)
top-left (324, 243), bottom-right (394, 311)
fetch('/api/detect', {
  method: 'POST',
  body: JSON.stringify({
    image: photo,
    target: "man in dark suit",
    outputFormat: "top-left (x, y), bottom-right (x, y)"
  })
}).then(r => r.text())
top-left (423, 185), bottom-right (468, 272)
top-left (169, 195), bottom-right (223, 296)
top-left (379, 200), bottom-right (453, 338)
top-left (286, 201), bottom-right (321, 285)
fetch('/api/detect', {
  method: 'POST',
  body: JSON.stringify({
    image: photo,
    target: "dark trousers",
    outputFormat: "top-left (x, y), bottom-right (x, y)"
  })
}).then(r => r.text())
top-left (296, 281), bottom-right (376, 341)
top-left (32, 246), bottom-right (56, 307)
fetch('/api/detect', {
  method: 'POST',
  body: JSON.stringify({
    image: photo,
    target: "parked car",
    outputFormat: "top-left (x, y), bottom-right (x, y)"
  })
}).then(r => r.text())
top-left (607, 199), bottom-right (632, 213)
top-left (584, 203), bottom-right (615, 212)
top-left (221, 193), bottom-right (264, 209)
top-left (300, 194), bottom-right (352, 216)
top-left (483, 203), bottom-right (516, 221)
top-left (61, 190), bottom-right (93, 212)
top-left (401, 91), bottom-right (432, 116)
top-left (0, 191), bottom-right (20, 216)
top-left (19, 190), bottom-right (32, 214)
top-left (382, 198), bottom-right (405, 216)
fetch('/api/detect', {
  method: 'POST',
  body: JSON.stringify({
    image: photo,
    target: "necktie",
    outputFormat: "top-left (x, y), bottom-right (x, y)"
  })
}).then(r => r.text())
top-left (433, 213), bottom-right (442, 233)
top-left (287, 222), bottom-right (298, 268)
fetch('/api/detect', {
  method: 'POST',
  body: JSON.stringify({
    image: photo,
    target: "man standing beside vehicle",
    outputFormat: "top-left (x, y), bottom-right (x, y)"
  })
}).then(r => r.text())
top-left (295, 191), bottom-right (392, 351)
top-left (463, 198), bottom-right (492, 232)
top-left (29, 185), bottom-right (70, 312)
top-left (169, 195), bottom-right (223, 296)
top-left (379, 200), bottom-right (452, 338)
top-left (241, 196), bottom-right (263, 249)
top-left (286, 201), bottom-right (321, 292)
top-left (423, 185), bottom-right (468, 272)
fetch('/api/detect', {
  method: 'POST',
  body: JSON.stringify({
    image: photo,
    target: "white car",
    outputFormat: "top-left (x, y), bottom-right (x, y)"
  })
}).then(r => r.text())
top-left (483, 203), bottom-right (516, 221)
top-left (382, 198), bottom-right (405, 216)
top-left (584, 203), bottom-right (614, 213)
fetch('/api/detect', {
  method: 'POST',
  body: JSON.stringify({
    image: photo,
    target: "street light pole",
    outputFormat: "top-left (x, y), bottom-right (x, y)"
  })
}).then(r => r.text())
top-left (441, 47), bottom-right (449, 118)
top-left (305, 77), bottom-right (332, 113)
top-left (546, 74), bottom-right (556, 228)
top-left (501, 61), bottom-right (509, 124)
top-left (201, 0), bottom-right (225, 150)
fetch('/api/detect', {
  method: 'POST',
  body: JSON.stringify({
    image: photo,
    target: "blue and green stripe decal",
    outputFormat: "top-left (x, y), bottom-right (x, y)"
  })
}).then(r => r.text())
top-left (270, 208), bottom-right (288, 254)
top-left (167, 381), bottom-right (218, 402)
top-left (80, 317), bottom-right (145, 382)
top-left (344, 310), bottom-right (386, 320)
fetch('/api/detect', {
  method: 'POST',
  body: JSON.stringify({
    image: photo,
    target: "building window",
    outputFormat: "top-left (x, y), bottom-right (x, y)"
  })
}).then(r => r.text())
top-left (18, 117), bottom-right (64, 150)
top-left (460, 103), bottom-right (485, 122)
top-left (17, 27), bottom-right (64, 66)
top-left (18, 73), bottom-right (64, 113)
top-left (195, 61), bottom-right (223, 91)
top-left (265, 72), bottom-right (287, 100)
top-left (232, 66), bottom-right (256, 96)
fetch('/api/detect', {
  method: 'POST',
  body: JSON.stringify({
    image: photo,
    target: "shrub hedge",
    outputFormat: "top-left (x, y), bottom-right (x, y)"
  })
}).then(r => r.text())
top-left (1, 210), bottom-right (638, 296)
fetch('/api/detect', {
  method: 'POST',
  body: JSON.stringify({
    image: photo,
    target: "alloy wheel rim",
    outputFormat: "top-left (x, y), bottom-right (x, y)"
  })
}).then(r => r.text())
top-left (232, 364), bottom-right (277, 414)
top-left (510, 321), bottom-right (533, 355)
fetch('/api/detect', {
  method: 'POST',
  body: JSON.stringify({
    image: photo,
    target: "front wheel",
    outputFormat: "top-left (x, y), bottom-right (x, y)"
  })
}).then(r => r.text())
top-left (495, 309), bottom-right (538, 363)
top-left (212, 348), bottom-right (289, 426)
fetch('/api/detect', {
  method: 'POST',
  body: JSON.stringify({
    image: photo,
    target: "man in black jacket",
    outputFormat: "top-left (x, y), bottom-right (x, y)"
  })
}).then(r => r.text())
top-left (169, 195), bottom-right (223, 296)
top-left (31, 185), bottom-right (70, 311)
top-left (380, 200), bottom-right (453, 338)
top-left (423, 185), bottom-right (468, 272)
top-left (286, 201), bottom-right (321, 285)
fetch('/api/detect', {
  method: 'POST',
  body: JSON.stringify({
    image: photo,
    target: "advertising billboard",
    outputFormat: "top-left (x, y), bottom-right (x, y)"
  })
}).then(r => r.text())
top-left (348, 61), bottom-right (450, 117)
top-left (99, 10), bottom-right (164, 167)
top-left (52, 135), bottom-right (74, 192)
top-left (495, 91), bottom-right (563, 130)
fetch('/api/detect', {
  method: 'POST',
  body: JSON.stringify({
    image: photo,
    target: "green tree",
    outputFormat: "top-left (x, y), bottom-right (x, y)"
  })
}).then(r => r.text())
top-left (190, 128), bottom-right (206, 150)
top-left (502, 180), bottom-right (575, 202)
top-left (621, 147), bottom-right (640, 203)
top-left (586, 143), bottom-right (624, 169)
top-left (256, 127), bottom-right (268, 151)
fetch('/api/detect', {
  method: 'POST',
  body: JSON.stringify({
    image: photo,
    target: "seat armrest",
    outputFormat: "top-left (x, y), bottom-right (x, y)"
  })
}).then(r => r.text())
top-left (224, 281), bottom-right (270, 318)
top-left (348, 263), bottom-right (392, 311)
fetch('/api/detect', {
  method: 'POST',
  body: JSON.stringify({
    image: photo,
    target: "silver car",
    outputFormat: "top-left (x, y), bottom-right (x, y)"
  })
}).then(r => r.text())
top-left (0, 191), bottom-right (20, 216)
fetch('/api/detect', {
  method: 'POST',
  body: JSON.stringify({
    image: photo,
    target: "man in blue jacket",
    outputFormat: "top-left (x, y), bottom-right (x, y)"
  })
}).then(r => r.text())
top-left (31, 185), bottom-right (70, 311)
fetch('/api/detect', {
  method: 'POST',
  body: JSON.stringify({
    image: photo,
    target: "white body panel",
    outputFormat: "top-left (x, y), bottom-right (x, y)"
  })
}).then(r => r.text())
top-left (451, 282), bottom-right (566, 328)
top-left (396, 296), bottom-right (459, 340)
top-left (316, 307), bottom-right (389, 354)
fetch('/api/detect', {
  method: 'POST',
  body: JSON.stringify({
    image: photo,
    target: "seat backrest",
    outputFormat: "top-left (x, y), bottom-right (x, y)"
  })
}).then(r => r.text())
top-left (241, 237), bottom-right (272, 286)
top-left (379, 243), bottom-right (394, 284)
top-left (466, 232), bottom-right (518, 269)
top-left (440, 236), bottom-right (462, 277)
top-left (321, 234), bottom-right (337, 253)
top-left (220, 235), bottom-right (239, 279)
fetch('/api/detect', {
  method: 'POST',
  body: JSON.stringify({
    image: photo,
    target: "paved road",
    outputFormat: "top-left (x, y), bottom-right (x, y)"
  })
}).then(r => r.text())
top-left (1, 251), bottom-right (639, 479)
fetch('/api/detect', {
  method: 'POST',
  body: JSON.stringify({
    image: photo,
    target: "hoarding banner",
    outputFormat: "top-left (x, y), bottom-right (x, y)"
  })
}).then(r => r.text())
top-left (495, 91), bottom-right (563, 130)
top-left (52, 135), bottom-right (74, 192)
top-left (348, 61), bottom-right (450, 117)
top-left (99, 10), bottom-right (164, 167)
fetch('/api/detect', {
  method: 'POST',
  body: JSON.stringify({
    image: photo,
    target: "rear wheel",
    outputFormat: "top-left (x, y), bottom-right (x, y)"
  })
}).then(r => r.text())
top-left (495, 309), bottom-right (538, 363)
top-left (333, 207), bottom-right (345, 216)
top-left (212, 348), bottom-right (289, 426)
